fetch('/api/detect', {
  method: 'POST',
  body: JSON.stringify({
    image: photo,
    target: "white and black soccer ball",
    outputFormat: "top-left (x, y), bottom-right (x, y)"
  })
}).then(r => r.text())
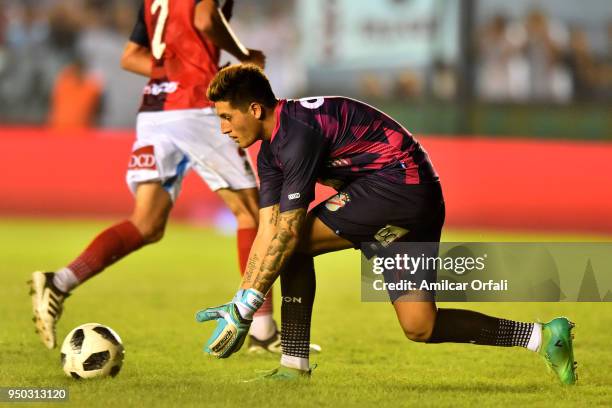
top-left (60, 323), bottom-right (124, 379)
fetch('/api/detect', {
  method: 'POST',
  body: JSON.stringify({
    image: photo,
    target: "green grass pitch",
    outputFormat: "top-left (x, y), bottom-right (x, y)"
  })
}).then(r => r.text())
top-left (1, 218), bottom-right (611, 407)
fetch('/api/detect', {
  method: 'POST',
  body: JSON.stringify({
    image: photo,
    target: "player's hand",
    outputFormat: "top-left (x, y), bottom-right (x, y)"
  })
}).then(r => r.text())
top-left (195, 288), bottom-right (264, 358)
top-left (196, 303), bottom-right (250, 358)
top-left (242, 49), bottom-right (266, 69)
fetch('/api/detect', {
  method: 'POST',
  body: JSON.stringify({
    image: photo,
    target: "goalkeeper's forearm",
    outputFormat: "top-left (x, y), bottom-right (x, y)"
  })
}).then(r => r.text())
top-left (240, 207), bottom-right (306, 295)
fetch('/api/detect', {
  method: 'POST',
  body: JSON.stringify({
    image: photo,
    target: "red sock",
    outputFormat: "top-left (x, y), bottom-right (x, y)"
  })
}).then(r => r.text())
top-left (68, 220), bottom-right (144, 283)
top-left (238, 227), bottom-right (273, 316)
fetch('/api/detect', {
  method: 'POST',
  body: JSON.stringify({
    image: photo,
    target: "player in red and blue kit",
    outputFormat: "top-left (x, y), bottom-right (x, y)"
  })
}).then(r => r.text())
top-left (196, 64), bottom-right (577, 384)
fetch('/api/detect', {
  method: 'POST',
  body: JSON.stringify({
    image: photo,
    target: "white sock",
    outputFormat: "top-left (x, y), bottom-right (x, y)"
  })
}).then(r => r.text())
top-left (281, 354), bottom-right (310, 371)
top-left (249, 314), bottom-right (276, 340)
top-left (527, 323), bottom-right (542, 352)
top-left (52, 267), bottom-right (79, 293)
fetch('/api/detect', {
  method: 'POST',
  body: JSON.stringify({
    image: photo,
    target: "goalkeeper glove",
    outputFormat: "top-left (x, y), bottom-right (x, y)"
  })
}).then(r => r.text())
top-left (195, 288), bottom-right (264, 358)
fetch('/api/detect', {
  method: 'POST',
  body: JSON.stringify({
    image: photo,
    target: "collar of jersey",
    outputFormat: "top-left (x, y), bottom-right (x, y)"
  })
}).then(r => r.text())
top-left (269, 99), bottom-right (286, 143)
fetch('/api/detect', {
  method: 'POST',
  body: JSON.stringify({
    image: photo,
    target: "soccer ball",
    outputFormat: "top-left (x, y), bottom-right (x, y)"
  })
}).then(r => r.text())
top-left (60, 323), bottom-right (124, 379)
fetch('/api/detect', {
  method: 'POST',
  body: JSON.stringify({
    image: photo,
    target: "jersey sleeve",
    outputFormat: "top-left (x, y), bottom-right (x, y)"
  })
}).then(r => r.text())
top-left (276, 122), bottom-right (328, 212)
top-left (129, 2), bottom-right (149, 47)
top-left (257, 141), bottom-right (284, 209)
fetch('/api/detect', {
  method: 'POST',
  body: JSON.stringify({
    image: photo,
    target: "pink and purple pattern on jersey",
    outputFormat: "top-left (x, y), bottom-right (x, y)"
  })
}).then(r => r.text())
top-left (281, 97), bottom-right (438, 185)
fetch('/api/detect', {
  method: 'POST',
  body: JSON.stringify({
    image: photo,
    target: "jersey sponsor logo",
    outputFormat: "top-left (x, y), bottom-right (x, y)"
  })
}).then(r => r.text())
top-left (288, 193), bottom-right (301, 200)
top-left (324, 192), bottom-right (351, 212)
top-left (143, 81), bottom-right (179, 96)
top-left (129, 145), bottom-right (157, 170)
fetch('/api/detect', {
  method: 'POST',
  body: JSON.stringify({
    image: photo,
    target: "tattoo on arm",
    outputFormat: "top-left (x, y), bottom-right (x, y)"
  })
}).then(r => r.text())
top-left (244, 253), bottom-right (259, 283)
top-left (268, 204), bottom-right (279, 227)
top-left (252, 208), bottom-right (306, 293)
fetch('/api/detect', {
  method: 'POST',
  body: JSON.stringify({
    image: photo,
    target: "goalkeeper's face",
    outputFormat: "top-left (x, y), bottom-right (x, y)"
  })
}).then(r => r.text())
top-left (215, 100), bottom-right (263, 148)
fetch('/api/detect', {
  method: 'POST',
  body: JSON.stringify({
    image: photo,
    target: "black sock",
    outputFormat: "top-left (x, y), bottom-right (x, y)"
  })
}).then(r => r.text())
top-left (280, 253), bottom-right (316, 359)
top-left (426, 308), bottom-right (534, 347)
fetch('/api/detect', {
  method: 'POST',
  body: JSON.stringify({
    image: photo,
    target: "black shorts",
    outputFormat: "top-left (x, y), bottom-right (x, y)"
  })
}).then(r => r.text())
top-left (312, 176), bottom-right (445, 249)
top-left (312, 176), bottom-right (444, 303)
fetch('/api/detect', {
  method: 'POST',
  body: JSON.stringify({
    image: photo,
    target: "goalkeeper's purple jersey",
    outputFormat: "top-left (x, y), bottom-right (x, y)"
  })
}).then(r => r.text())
top-left (257, 97), bottom-right (439, 212)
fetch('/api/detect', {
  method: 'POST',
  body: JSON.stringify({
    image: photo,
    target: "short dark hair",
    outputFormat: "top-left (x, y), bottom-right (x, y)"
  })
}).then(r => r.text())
top-left (207, 64), bottom-right (277, 110)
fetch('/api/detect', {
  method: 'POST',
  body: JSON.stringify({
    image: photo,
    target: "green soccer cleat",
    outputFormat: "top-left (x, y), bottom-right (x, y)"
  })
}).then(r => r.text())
top-left (538, 317), bottom-right (577, 385)
top-left (243, 365), bottom-right (316, 382)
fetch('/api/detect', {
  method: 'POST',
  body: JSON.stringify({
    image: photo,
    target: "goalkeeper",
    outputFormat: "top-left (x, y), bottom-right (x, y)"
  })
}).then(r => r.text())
top-left (195, 64), bottom-right (577, 385)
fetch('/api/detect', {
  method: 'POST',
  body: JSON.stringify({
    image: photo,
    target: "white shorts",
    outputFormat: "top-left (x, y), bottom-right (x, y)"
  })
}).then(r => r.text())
top-left (127, 108), bottom-right (257, 201)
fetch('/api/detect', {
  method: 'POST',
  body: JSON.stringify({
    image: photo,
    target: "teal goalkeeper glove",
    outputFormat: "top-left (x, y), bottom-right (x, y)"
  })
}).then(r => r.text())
top-left (195, 288), bottom-right (265, 358)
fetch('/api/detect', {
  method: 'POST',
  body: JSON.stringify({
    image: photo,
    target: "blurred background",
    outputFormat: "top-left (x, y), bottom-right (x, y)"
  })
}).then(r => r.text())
top-left (0, 0), bottom-right (611, 234)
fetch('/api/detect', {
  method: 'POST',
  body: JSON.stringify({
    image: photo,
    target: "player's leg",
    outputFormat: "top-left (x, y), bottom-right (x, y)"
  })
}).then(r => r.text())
top-left (129, 182), bottom-right (174, 244)
top-left (61, 181), bottom-right (172, 286)
top-left (214, 187), bottom-right (259, 278)
top-left (388, 205), bottom-right (549, 351)
top-left (393, 300), bottom-right (540, 346)
top-left (270, 214), bottom-right (353, 376)
top-left (388, 203), bottom-right (576, 384)
top-left (215, 187), bottom-right (259, 229)
top-left (392, 300), bottom-right (437, 342)
top-left (392, 300), bottom-right (578, 385)
top-left (52, 181), bottom-right (171, 291)
top-left (249, 214), bottom-right (350, 379)
top-left (298, 213), bottom-right (358, 256)
top-left (31, 112), bottom-right (186, 349)
top-left (392, 302), bottom-right (577, 384)
top-left (423, 308), bottom-right (576, 384)
top-left (270, 181), bottom-right (403, 377)
top-left (31, 182), bottom-right (172, 349)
